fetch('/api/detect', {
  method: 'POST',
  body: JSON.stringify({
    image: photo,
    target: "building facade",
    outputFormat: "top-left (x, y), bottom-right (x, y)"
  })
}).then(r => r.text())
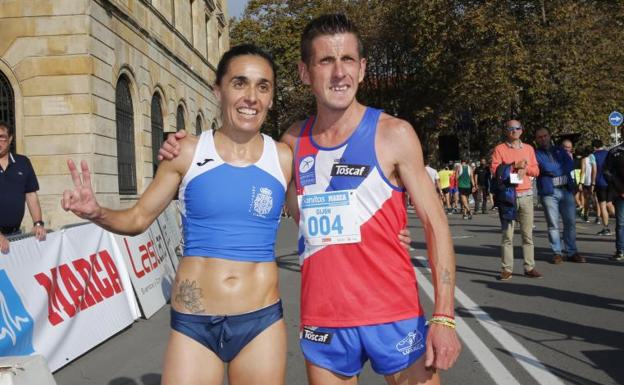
top-left (0, 0), bottom-right (228, 229)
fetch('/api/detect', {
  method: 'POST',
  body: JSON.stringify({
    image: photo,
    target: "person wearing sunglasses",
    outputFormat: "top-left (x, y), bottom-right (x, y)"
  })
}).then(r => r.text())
top-left (491, 120), bottom-right (542, 281)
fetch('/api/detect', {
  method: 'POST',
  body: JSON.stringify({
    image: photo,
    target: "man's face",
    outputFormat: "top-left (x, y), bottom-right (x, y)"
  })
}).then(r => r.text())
top-left (298, 33), bottom-right (366, 112)
top-left (505, 122), bottom-right (523, 142)
top-left (562, 141), bottom-right (573, 154)
top-left (535, 129), bottom-right (550, 148)
top-left (480, 158), bottom-right (486, 166)
top-left (0, 127), bottom-right (12, 157)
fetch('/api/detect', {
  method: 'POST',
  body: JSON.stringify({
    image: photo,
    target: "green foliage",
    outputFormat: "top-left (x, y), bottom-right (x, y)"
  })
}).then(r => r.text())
top-left (231, 0), bottom-right (624, 156)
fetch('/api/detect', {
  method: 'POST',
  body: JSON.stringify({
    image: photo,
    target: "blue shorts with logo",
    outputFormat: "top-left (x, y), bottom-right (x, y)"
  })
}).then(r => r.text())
top-left (300, 316), bottom-right (428, 376)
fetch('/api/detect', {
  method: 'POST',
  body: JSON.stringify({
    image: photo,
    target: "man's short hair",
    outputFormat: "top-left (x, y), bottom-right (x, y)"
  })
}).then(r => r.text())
top-left (0, 121), bottom-right (12, 137)
top-left (592, 139), bottom-right (603, 148)
top-left (300, 13), bottom-right (365, 64)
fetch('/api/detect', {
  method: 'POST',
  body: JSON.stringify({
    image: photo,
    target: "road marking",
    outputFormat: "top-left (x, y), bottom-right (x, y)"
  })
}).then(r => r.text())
top-left (452, 235), bottom-right (474, 240)
top-left (413, 256), bottom-right (565, 385)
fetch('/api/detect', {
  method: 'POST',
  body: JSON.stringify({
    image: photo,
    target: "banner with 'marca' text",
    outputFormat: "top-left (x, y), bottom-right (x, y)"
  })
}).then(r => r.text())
top-left (0, 224), bottom-right (140, 371)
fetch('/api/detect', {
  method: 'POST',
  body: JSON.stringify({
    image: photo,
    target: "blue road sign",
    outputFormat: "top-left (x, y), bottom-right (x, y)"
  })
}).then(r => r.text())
top-left (609, 111), bottom-right (623, 127)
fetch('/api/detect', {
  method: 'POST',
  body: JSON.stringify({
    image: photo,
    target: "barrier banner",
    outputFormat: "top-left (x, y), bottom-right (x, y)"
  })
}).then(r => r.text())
top-left (111, 221), bottom-right (176, 318)
top-left (156, 203), bottom-right (183, 269)
top-left (0, 224), bottom-right (140, 371)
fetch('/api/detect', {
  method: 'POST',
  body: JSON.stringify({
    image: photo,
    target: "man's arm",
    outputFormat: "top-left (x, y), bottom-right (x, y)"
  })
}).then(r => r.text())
top-left (378, 117), bottom-right (460, 370)
top-left (63, 137), bottom-right (194, 235)
top-left (25, 192), bottom-right (46, 240)
top-left (279, 121), bottom-right (306, 223)
top-left (525, 147), bottom-right (540, 177)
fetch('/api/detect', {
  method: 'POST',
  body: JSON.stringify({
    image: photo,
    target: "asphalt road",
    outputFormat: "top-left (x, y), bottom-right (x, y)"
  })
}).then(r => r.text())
top-left (53, 206), bottom-right (624, 385)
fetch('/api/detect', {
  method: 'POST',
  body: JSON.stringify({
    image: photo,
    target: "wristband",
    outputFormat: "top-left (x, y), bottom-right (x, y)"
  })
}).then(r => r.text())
top-left (33, 220), bottom-right (44, 227)
top-left (427, 316), bottom-right (456, 329)
top-left (432, 313), bottom-right (455, 319)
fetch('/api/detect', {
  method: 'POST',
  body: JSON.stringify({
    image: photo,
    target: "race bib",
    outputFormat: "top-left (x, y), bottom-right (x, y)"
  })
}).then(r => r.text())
top-left (299, 190), bottom-right (361, 246)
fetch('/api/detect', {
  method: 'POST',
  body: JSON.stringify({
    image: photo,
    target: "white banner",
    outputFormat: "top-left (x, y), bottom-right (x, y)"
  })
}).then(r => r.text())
top-left (156, 203), bottom-right (183, 269)
top-left (112, 221), bottom-right (176, 319)
top-left (0, 224), bottom-right (140, 371)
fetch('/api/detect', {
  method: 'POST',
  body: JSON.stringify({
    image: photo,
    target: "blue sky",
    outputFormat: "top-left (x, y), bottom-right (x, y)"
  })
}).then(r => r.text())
top-left (228, 0), bottom-right (249, 19)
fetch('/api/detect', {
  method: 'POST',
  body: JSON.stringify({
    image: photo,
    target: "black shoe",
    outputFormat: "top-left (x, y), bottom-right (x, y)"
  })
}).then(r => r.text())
top-left (610, 253), bottom-right (624, 261)
top-left (597, 228), bottom-right (611, 236)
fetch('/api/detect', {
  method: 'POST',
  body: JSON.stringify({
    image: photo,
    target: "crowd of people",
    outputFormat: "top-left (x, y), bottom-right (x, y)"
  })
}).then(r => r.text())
top-left (423, 121), bottom-right (624, 282)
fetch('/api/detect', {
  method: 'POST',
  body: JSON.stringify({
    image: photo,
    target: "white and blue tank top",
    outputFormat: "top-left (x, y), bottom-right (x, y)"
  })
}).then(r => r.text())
top-left (178, 130), bottom-right (287, 262)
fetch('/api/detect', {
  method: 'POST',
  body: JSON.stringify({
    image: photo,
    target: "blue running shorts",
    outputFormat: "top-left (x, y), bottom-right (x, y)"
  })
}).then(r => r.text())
top-left (171, 300), bottom-right (283, 362)
top-left (300, 316), bottom-right (428, 376)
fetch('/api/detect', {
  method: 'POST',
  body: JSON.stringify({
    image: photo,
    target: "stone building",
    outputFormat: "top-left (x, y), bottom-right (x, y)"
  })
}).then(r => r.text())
top-left (0, 0), bottom-right (228, 229)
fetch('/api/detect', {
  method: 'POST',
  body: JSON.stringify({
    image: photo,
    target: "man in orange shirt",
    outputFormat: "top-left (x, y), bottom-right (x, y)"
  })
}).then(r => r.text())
top-left (491, 120), bottom-right (542, 281)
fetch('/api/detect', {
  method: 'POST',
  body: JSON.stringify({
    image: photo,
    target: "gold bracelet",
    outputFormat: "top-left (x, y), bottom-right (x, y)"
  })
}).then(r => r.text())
top-left (427, 316), bottom-right (456, 329)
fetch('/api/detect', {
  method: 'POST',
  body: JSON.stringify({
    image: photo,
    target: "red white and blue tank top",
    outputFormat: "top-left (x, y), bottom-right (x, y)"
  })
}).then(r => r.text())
top-left (294, 107), bottom-right (423, 327)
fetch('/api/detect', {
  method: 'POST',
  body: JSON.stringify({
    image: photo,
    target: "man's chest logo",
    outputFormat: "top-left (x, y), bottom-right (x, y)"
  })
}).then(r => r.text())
top-left (331, 164), bottom-right (371, 177)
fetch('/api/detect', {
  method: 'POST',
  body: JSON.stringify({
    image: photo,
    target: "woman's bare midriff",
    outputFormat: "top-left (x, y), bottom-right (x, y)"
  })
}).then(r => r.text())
top-left (171, 256), bottom-right (280, 315)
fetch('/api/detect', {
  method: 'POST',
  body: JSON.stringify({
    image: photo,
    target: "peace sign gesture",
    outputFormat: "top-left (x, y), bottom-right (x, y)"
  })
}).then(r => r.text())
top-left (61, 159), bottom-right (102, 220)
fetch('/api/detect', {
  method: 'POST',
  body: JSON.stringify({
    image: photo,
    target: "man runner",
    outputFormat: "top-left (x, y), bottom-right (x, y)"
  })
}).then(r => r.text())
top-left (281, 14), bottom-right (460, 385)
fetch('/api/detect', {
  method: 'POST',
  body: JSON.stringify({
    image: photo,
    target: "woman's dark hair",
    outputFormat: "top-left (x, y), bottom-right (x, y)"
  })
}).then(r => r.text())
top-left (215, 44), bottom-right (276, 86)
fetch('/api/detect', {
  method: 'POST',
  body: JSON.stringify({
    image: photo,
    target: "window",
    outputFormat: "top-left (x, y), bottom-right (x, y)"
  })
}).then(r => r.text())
top-left (115, 76), bottom-right (137, 195)
top-left (195, 115), bottom-right (202, 135)
top-left (211, 119), bottom-right (217, 131)
top-left (176, 104), bottom-right (185, 131)
top-left (151, 93), bottom-right (164, 175)
top-left (0, 70), bottom-right (15, 153)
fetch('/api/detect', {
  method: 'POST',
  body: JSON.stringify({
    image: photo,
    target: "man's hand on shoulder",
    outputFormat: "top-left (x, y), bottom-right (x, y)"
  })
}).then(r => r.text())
top-left (158, 129), bottom-right (188, 161)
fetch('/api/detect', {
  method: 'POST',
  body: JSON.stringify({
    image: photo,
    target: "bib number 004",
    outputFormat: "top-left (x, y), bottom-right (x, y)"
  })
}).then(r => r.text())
top-left (307, 214), bottom-right (344, 236)
top-left (299, 190), bottom-right (361, 245)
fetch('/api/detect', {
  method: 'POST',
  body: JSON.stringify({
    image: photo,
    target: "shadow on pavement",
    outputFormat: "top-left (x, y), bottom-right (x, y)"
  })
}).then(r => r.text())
top-left (410, 241), bottom-right (555, 263)
top-left (458, 306), bottom-right (624, 376)
top-left (472, 280), bottom-right (624, 312)
top-left (495, 349), bottom-right (610, 385)
top-left (110, 374), bottom-right (161, 385)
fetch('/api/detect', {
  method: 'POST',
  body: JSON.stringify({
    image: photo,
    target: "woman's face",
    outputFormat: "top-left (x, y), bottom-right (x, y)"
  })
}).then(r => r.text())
top-left (216, 54), bottom-right (274, 134)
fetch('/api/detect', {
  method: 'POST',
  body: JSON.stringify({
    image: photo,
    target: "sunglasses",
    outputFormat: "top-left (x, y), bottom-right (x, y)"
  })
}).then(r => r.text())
top-left (506, 126), bottom-right (523, 132)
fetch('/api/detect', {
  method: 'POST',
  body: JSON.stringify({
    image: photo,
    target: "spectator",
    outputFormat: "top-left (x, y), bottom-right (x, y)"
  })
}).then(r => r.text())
top-left (424, 159), bottom-right (443, 203)
top-left (593, 139), bottom-right (614, 235)
top-left (455, 159), bottom-right (475, 219)
top-left (604, 130), bottom-right (624, 261)
top-left (579, 146), bottom-right (596, 223)
top-left (534, 128), bottom-right (585, 264)
top-left (0, 121), bottom-right (46, 253)
top-left (438, 165), bottom-right (453, 211)
top-left (491, 120), bottom-right (541, 280)
top-left (474, 158), bottom-right (491, 214)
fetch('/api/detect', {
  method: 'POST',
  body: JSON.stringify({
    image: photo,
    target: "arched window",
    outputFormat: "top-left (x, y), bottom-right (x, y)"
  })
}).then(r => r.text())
top-left (0, 70), bottom-right (15, 153)
top-left (176, 104), bottom-right (185, 131)
top-left (151, 93), bottom-right (164, 175)
top-left (115, 76), bottom-right (136, 195)
top-left (211, 119), bottom-right (218, 131)
top-left (195, 114), bottom-right (202, 136)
